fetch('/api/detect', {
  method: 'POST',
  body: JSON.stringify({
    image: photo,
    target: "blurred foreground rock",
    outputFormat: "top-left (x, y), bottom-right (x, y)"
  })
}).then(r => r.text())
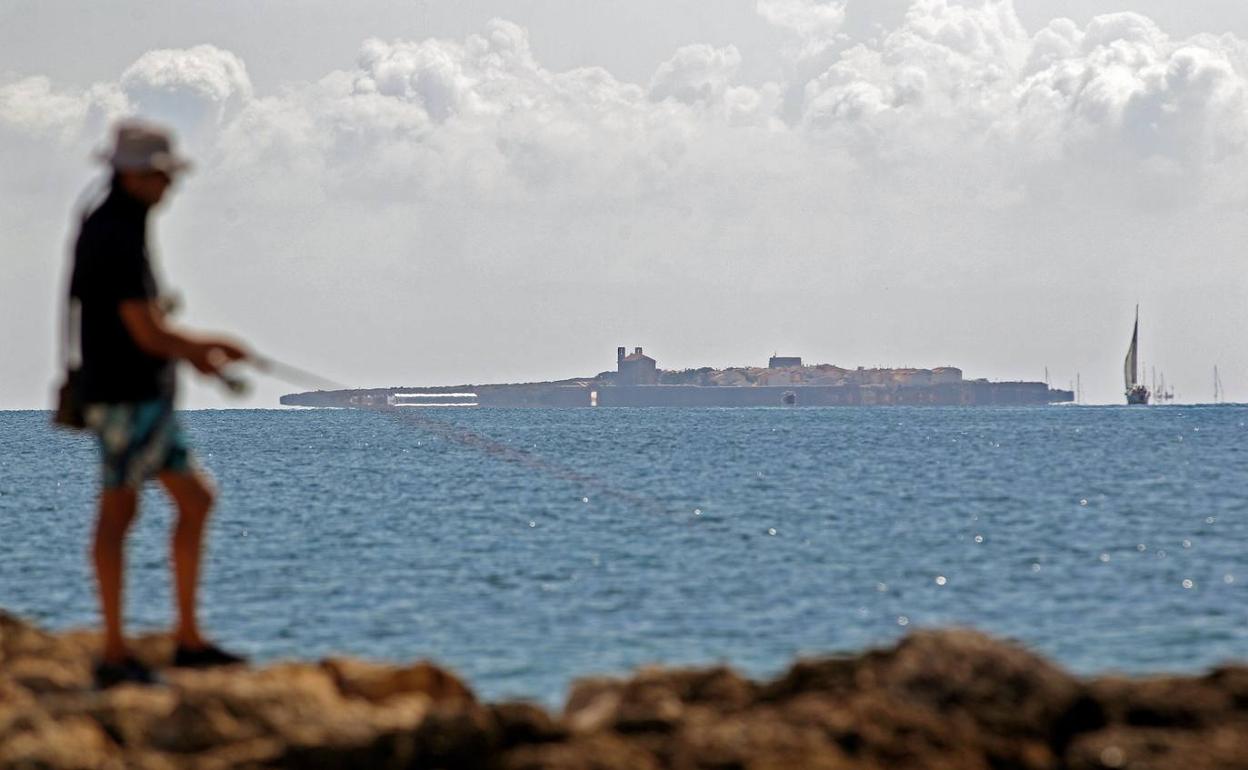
top-left (2, 610), bottom-right (1245, 769)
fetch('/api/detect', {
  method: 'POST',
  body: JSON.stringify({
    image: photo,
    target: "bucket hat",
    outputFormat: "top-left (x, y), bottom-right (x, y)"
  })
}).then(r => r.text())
top-left (96, 119), bottom-right (193, 175)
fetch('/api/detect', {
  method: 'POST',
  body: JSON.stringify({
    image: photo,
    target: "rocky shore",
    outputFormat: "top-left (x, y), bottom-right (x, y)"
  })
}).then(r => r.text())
top-left (2, 610), bottom-right (1246, 769)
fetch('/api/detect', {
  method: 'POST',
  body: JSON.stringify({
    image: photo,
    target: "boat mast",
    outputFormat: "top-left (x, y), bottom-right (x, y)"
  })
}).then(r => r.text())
top-left (1124, 306), bottom-right (1139, 390)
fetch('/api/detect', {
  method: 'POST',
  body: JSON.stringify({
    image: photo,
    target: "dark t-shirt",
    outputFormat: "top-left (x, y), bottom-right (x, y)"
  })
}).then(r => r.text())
top-left (69, 186), bottom-right (175, 403)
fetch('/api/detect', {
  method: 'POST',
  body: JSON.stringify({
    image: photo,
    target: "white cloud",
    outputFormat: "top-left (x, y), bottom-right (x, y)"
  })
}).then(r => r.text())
top-left (0, 76), bottom-right (125, 140)
top-left (758, 0), bottom-right (848, 58)
top-left (789, 0), bottom-right (1248, 208)
top-left (14, 2), bottom-right (1243, 208)
top-left (649, 44), bottom-right (743, 105)
top-left (120, 44), bottom-right (252, 142)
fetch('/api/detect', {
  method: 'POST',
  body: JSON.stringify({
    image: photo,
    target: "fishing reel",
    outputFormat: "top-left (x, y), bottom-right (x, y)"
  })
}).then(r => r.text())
top-left (217, 370), bottom-right (250, 396)
top-left (204, 347), bottom-right (250, 397)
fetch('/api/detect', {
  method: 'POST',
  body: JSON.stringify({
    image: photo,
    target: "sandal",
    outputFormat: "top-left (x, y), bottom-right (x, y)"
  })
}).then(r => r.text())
top-left (94, 656), bottom-right (157, 689)
top-left (172, 642), bottom-right (247, 668)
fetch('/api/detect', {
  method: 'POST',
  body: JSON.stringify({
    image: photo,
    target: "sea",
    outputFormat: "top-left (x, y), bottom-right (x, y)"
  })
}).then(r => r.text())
top-left (1, 406), bottom-right (1245, 705)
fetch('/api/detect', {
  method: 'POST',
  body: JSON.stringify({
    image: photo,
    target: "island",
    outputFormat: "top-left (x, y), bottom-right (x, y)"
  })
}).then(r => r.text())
top-left (281, 348), bottom-right (1074, 408)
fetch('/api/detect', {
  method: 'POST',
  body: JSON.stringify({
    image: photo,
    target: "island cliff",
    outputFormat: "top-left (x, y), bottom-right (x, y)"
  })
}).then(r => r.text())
top-left (3, 609), bottom-right (1245, 769)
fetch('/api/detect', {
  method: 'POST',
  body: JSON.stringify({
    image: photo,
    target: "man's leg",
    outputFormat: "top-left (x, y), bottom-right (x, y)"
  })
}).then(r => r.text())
top-left (94, 486), bottom-right (139, 664)
top-left (159, 470), bottom-right (215, 650)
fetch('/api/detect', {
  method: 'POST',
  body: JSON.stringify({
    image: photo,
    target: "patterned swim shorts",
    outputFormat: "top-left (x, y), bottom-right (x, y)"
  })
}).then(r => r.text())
top-left (84, 399), bottom-right (194, 489)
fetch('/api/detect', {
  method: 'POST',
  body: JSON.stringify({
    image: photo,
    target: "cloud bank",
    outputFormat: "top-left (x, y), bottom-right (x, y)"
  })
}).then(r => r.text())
top-left (1, 0), bottom-right (1245, 407)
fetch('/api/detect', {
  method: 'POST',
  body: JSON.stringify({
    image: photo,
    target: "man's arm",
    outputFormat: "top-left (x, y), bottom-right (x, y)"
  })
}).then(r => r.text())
top-left (119, 299), bottom-right (246, 375)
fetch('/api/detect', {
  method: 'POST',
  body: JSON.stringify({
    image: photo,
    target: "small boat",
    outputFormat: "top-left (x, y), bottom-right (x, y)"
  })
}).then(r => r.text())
top-left (1124, 306), bottom-right (1150, 405)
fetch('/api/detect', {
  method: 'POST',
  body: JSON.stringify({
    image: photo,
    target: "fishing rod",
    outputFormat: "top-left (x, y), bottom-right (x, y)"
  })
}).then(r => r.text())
top-left (251, 355), bottom-right (349, 392)
top-left (213, 353), bottom-right (349, 395)
top-left (161, 295), bottom-right (350, 395)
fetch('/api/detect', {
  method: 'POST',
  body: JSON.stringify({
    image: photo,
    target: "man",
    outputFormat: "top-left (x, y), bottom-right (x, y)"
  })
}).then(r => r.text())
top-left (69, 120), bottom-right (248, 687)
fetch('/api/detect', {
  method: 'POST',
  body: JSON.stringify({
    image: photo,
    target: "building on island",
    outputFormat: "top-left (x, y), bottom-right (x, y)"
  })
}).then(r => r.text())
top-left (617, 346), bottom-right (658, 386)
top-left (768, 356), bottom-right (803, 369)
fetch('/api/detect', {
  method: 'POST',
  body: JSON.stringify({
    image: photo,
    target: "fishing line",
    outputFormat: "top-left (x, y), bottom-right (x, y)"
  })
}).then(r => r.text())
top-left (231, 356), bottom-right (671, 513)
top-left (381, 405), bottom-right (664, 513)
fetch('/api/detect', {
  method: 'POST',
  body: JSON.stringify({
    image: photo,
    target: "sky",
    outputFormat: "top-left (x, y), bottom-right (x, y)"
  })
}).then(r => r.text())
top-left (2, 0), bottom-right (1246, 408)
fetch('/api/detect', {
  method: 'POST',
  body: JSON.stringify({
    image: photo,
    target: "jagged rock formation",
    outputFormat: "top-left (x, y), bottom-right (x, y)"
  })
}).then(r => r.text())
top-left (2, 610), bottom-right (1246, 769)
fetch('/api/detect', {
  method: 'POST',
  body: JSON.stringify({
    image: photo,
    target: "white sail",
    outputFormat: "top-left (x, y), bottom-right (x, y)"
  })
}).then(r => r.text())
top-left (1124, 307), bottom-right (1139, 391)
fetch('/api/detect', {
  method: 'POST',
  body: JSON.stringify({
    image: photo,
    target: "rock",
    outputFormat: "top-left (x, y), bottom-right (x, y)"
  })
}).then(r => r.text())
top-left (563, 676), bottom-right (623, 733)
top-left (322, 657), bottom-right (474, 704)
top-left (820, 629), bottom-right (1085, 740)
top-left (500, 734), bottom-right (661, 770)
top-left (2, 610), bottom-right (1247, 770)
top-left (408, 701), bottom-right (500, 768)
top-left (74, 685), bottom-right (180, 749)
top-left (491, 702), bottom-right (567, 747)
top-left (1088, 674), bottom-right (1234, 729)
top-left (0, 714), bottom-right (119, 770)
top-left (6, 657), bottom-right (92, 695)
top-left (564, 665), bottom-right (754, 737)
top-left (1064, 725), bottom-right (1248, 770)
top-left (1061, 668), bottom-right (1248, 770)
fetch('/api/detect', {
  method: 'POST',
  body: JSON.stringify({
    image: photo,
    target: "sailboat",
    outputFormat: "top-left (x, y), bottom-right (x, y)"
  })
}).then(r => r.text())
top-left (1160, 372), bottom-right (1174, 402)
top-left (1124, 306), bottom-right (1150, 405)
